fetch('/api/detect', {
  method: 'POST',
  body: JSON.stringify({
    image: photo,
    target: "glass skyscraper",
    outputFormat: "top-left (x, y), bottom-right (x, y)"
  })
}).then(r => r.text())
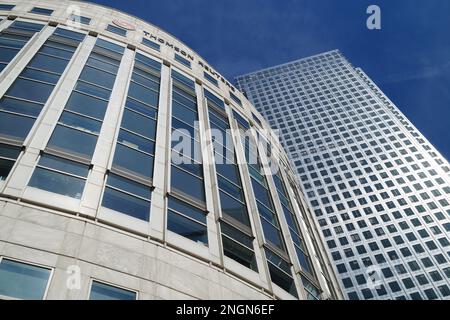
top-left (236, 50), bottom-right (450, 300)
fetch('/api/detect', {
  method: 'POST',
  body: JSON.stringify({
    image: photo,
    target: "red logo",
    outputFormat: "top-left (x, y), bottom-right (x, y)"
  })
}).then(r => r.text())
top-left (112, 19), bottom-right (136, 31)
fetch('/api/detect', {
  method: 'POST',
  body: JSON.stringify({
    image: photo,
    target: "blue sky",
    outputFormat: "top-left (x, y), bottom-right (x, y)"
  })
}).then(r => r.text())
top-left (90, 0), bottom-right (450, 161)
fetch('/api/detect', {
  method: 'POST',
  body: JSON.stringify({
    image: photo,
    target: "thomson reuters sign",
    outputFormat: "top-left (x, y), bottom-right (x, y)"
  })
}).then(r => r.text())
top-left (112, 19), bottom-right (136, 31)
top-left (110, 19), bottom-right (237, 92)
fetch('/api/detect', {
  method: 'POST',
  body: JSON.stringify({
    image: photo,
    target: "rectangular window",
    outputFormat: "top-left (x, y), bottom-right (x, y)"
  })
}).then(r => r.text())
top-left (170, 77), bottom-right (205, 202)
top-left (106, 24), bottom-right (127, 37)
top-left (142, 38), bottom-right (160, 51)
top-left (168, 70), bottom-right (207, 244)
top-left (0, 27), bottom-right (82, 143)
top-left (47, 38), bottom-right (122, 161)
top-left (221, 222), bottom-right (257, 271)
top-left (28, 154), bottom-right (89, 199)
top-left (69, 14), bottom-right (91, 25)
top-left (302, 276), bottom-right (321, 300)
top-left (265, 248), bottom-right (298, 298)
top-left (0, 143), bottom-right (21, 180)
top-left (89, 280), bottom-right (136, 300)
top-left (29, 7), bottom-right (53, 16)
top-left (0, 258), bottom-right (51, 300)
top-left (230, 92), bottom-right (242, 107)
top-left (102, 52), bottom-right (160, 220)
top-left (102, 173), bottom-right (151, 221)
top-left (207, 94), bottom-right (257, 270)
top-left (0, 4), bottom-right (14, 10)
top-left (167, 196), bottom-right (208, 244)
top-left (110, 52), bottom-right (159, 180)
top-left (174, 53), bottom-right (191, 68)
top-left (204, 71), bottom-right (218, 86)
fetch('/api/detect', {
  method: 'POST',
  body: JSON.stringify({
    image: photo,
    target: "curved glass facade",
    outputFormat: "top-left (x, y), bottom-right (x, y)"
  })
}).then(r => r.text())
top-left (0, 0), bottom-right (342, 300)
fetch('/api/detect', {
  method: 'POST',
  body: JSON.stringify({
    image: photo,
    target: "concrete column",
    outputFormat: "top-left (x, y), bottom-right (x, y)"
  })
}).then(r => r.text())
top-left (195, 82), bottom-right (222, 265)
top-left (149, 61), bottom-right (171, 241)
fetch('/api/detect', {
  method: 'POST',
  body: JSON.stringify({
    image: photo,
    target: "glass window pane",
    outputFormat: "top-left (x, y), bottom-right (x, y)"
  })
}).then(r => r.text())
top-left (21, 67), bottom-right (60, 84)
top-left (86, 55), bottom-right (119, 74)
top-left (261, 219), bottom-right (284, 250)
top-left (69, 15), bottom-right (91, 26)
top-left (6, 78), bottom-right (54, 103)
top-left (95, 39), bottom-right (125, 54)
top-left (0, 258), bottom-right (51, 300)
top-left (0, 111), bottom-right (35, 140)
top-left (0, 143), bottom-right (21, 159)
top-left (172, 118), bottom-right (196, 137)
top-left (142, 38), bottom-right (160, 51)
top-left (121, 109), bottom-right (156, 138)
top-left (10, 21), bottom-right (44, 32)
top-left (256, 202), bottom-right (278, 226)
top-left (106, 24), bottom-right (127, 37)
top-left (131, 71), bottom-right (159, 91)
top-left (216, 164), bottom-right (240, 185)
top-left (102, 187), bottom-right (150, 221)
top-left (28, 167), bottom-right (85, 198)
top-left (38, 154), bottom-right (89, 177)
top-left (53, 28), bottom-right (85, 41)
top-left (118, 130), bottom-right (155, 154)
top-left (39, 45), bottom-right (73, 59)
top-left (172, 90), bottom-right (196, 111)
top-left (75, 81), bottom-right (110, 100)
top-left (30, 7), bottom-right (53, 16)
top-left (0, 98), bottom-right (39, 117)
top-left (135, 52), bottom-right (161, 71)
top-left (79, 66), bottom-right (116, 89)
top-left (167, 211), bottom-right (208, 244)
top-left (222, 235), bottom-right (257, 271)
top-left (28, 53), bottom-right (68, 74)
top-left (251, 180), bottom-right (273, 209)
top-left (65, 91), bottom-right (108, 120)
top-left (171, 160), bottom-right (203, 177)
top-left (112, 143), bottom-right (154, 178)
top-left (59, 111), bottom-right (101, 134)
top-left (0, 47), bottom-right (19, 62)
top-left (267, 262), bottom-right (297, 297)
top-left (48, 125), bottom-right (97, 159)
top-left (295, 247), bottom-right (313, 274)
top-left (106, 173), bottom-right (151, 199)
top-left (168, 196), bottom-right (206, 224)
top-left (171, 165), bottom-right (205, 202)
top-left (90, 281), bottom-right (136, 300)
top-left (125, 98), bottom-right (157, 118)
top-left (172, 101), bottom-right (197, 124)
top-left (128, 82), bottom-right (158, 106)
top-left (42, 41), bottom-right (75, 53)
top-left (0, 158), bottom-right (15, 180)
top-left (219, 191), bottom-right (249, 226)
top-left (0, 34), bottom-right (29, 47)
top-left (217, 176), bottom-right (244, 201)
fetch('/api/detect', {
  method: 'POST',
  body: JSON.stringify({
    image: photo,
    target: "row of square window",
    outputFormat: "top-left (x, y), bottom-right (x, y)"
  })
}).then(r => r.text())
top-left (327, 231), bottom-right (450, 254)
top-left (336, 253), bottom-right (449, 277)
top-left (240, 62), bottom-right (351, 90)
top-left (236, 53), bottom-right (343, 79)
top-left (0, 257), bottom-right (137, 300)
top-left (322, 213), bottom-right (450, 239)
top-left (346, 281), bottom-right (450, 300)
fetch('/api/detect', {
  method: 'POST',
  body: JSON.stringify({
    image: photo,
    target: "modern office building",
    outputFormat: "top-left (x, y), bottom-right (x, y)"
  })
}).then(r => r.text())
top-left (0, 0), bottom-right (342, 300)
top-left (236, 50), bottom-right (450, 300)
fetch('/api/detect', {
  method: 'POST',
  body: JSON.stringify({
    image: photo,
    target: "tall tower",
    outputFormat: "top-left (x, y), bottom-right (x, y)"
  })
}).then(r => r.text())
top-left (236, 50), bottom-right (450, 300)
